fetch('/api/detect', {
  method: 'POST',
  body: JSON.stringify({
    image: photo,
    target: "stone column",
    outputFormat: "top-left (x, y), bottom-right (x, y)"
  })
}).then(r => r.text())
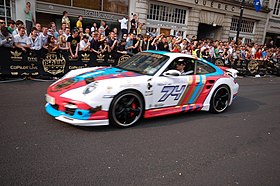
top-left (187, 8), bottom-right (200, 37)
top-left (134, 0), bottom-right (149, 25)
top-left (254, 20), bottom-right (267, 44)
top-left (221, 15), bottom-right (232, 42)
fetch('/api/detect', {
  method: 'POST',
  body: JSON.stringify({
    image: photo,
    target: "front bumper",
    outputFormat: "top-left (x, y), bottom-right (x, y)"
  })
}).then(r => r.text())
top-left (45, 103), bottom-right (109, 126)
top-left (232, 83), bottom-right (239, 101)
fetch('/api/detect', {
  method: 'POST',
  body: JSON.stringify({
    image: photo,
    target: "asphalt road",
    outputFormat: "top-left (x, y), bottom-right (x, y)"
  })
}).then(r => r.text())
top-left (0, 76), bottom-right (280, 186)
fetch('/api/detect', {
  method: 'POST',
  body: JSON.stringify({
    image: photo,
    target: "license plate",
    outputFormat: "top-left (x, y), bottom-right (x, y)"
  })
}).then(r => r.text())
top-left (46, 94), bottom-right (55, 105)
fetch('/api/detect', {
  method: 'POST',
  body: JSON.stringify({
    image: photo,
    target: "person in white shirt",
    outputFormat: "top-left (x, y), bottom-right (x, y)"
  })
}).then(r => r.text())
top-left (79, 35), bottom-right (90, 51)
top-left (84, 28), bottom-right (92, 41)
top-left (91, 22), bottom-right (97, 33)
top-left (35, 23), bottom-right (41, 32)
top-left (118, 16), bottom-right (128, 36)
top-left (251, 44), bottom-right (257, 57)
top-left (180, 39), bottom-right (188, 51)
top-left (29, 27), bottom-right (42, 50)
top-left (14, 26), bottom-right (31, 52)
top-left (99, 21), bottom-right (107, 36)
top-left (63, 27), bottom-right (71, 41)
top-left (12, 20), bottom-right (26, 37)
top-left (39, 27), bottom-right (48, 47)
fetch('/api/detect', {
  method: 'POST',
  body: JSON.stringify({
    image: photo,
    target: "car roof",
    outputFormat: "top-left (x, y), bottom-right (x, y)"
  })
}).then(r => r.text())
top-left (145, 50), bottom-right (196, 59)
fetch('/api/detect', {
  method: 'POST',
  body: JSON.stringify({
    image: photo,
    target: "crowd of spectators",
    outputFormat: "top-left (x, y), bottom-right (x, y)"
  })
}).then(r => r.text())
top-left (0, 11), bottom-right (279, 64)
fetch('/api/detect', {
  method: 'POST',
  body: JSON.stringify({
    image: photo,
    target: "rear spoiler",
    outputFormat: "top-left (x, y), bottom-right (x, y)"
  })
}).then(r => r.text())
top-left (218, 67), bottom-right (238, 78)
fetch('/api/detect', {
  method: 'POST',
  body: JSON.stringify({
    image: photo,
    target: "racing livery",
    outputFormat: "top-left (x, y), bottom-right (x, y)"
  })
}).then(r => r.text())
top-left (46, 51), bottom-right (239, 127)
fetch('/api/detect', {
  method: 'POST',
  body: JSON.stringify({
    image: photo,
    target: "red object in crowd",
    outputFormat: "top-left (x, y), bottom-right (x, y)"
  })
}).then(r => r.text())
top-left (255, 51), bottom-right (262, 59)
top-left (172, 48), bottom-right (180, 53)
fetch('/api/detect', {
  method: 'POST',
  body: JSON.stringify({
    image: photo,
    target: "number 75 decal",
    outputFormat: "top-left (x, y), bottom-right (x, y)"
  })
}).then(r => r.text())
top-left (158, 85), bottom-right (186, 102)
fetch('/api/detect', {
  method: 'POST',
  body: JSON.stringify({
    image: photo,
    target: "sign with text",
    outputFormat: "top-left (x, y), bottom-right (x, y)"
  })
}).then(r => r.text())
top-left (0, 47), bottom-right (132, 77)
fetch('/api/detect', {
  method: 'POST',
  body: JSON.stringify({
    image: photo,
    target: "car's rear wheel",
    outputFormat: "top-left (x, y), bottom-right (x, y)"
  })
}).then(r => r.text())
top-left (109, 91), bottom-right (143, 127)
top-left (210, 85), bottom-right (230, 113)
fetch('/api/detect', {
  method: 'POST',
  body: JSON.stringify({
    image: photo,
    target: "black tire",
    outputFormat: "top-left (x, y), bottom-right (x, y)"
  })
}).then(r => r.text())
top-left (210, 85), bottom-right (230, 113)
top-left (109, 90), bottom-right (144, 127)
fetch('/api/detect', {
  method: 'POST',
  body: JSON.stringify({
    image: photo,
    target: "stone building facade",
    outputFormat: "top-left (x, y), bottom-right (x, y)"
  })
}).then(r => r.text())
top-left (266, 0), bottom-right (280, 46)
top-left (131, 0), bottom-right (269, 44)
top-left (1, 0), bottom-right (279, 45)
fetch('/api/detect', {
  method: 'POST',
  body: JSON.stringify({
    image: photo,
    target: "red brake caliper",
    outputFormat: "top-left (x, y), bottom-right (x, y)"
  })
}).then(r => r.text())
top-left (131, 102), bottom-right (136, 117)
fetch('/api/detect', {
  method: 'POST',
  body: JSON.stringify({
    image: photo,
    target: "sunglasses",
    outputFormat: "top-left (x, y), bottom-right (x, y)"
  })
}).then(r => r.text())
top-left (0, 22), bottom-right (5, 24)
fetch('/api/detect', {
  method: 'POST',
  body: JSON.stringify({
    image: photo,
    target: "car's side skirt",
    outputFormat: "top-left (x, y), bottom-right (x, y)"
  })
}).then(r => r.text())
top-left (144, 104), bottom-right (204, 118)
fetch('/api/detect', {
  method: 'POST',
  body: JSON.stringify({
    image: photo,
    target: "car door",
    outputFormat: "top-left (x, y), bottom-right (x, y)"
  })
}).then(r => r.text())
top-left (151, 75), bottom-right (189, 109)
top-left (150, 57), bottom-right (195, 109)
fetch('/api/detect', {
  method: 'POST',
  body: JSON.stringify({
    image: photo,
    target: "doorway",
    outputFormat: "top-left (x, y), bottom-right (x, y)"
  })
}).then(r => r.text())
top-left (160, 28), bottom-right (171, 36)
top-left (197, 23), bottom-right (222, 40)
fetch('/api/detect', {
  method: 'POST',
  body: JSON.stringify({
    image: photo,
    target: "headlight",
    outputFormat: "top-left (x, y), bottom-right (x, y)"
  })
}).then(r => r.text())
top-left (83, 82), bottom-right (98, 94)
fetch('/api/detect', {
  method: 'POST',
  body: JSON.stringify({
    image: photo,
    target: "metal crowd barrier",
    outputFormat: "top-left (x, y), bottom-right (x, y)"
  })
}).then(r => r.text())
top-left (0, 47), bottom-right (132, 78)
top-left (0, 47), bottom-right (279, 80)
top-left (213, 58), bottom-right (280, 76)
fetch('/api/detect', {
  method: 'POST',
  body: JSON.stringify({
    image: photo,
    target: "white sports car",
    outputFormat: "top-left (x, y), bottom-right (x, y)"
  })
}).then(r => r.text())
top-left (45, 51), bottom-right (239, 127)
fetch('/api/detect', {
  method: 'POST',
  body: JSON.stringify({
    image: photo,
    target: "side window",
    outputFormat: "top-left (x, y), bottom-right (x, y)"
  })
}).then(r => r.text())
top-left (196, 60), bottom-right (216, 74)
top-left (163, 57), bottom-right (195, 75)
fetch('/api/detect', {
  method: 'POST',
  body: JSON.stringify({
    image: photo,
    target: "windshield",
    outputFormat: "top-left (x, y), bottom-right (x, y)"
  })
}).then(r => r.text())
top-left (117, 52), bottom-right (169, 75)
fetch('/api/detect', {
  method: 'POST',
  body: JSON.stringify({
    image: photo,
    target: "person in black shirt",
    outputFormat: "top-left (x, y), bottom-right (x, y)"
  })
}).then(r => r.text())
top-left (202, 48), bottom-right (212, 62)
top-left (108, 31), bottom-right (118, 58)
top-left (130, 14), bottom-right (137, 34)
top-left (157, 37), bottom-right (170, 51)
top-left (132, 34), bottom-right (141, 54)
top-left (67, 29), bottom-right (80, 58)
top-left (90, 33), bottom-right (101, 55)
top-left (108, 32), bottom-right (118, 52)
top-left (140, 35), bottom-right (148, 51)
top-left (148, 36), bottom-right (156, 50)
top-left (117, 39), bottom-right (127, 53)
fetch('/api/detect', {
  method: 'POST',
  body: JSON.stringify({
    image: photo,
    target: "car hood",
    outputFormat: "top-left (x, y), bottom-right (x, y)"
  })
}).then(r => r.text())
top-left (48, 67), bottom-right (143, 97)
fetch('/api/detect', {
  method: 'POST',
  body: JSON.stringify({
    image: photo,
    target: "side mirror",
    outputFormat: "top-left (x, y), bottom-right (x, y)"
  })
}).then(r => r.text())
top-left (163, 70), bottom-right (181, 77)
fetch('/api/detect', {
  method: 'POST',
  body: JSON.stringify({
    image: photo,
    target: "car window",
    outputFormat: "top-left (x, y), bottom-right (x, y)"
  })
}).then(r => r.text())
top-left (163, 57), bottom-right (195, 76)
top-left (196, 60), bottom-right (216, 74)
top-left (117, 52), bottom-right (169, 75)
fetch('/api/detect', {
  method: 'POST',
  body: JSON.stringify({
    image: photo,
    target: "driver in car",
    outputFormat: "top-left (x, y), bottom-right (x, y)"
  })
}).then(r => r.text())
top-left (176, 61), bottom-right (194, 75)
top-left (176, 61), bottom-right (186, 74)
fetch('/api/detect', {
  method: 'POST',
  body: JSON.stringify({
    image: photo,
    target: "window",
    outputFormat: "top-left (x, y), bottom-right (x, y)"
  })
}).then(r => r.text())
top-left (228, 37), bottom-right (234, 42)
top-left (73, 0), bottom-right (101, 10)
top-left (118, 52), bottom-right (169, 76)
top-left (196, 61), bottom-right (216, 74)
top-left (230, 17), bottom-right (255, 33)
top-left (0, 0), bottom-right (11, 23)
top-left (148, 3), bottom-right (187, 24)
top-left (244, 38), bottom-right (252, 44)
top-left (164, 57), bottom-right (195, 75)
top-left (273, 0), bottom-right (280, 16)
top-left (39, 0), bottom-right (128, 14)
top-left (103, 0), bottom-right (128, 14)
top-left (146, 27), bottom-right (158, 35)
top-left (39, 0), bottom-right (71, 6)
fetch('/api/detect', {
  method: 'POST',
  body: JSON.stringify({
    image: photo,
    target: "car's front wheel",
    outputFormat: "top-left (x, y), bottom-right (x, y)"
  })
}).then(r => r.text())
top-left (109, 91), bottom-right (144, 127)
top-left (210, 85), bottom-right (230, 113)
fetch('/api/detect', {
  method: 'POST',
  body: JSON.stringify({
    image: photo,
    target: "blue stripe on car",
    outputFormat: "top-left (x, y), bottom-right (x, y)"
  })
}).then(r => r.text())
top-left (76, 67), bottom-right (126, 80)
top-left (46, 103), bottom-right (91, 120)
top-left (188, 75), bottom-right (202, 104)
top-left (145, 50), bottom-right (169, 55)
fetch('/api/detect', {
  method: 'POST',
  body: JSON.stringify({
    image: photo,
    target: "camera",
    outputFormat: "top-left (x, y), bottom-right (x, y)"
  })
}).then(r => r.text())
top-left (6, 36), bottom-right (12, 42)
